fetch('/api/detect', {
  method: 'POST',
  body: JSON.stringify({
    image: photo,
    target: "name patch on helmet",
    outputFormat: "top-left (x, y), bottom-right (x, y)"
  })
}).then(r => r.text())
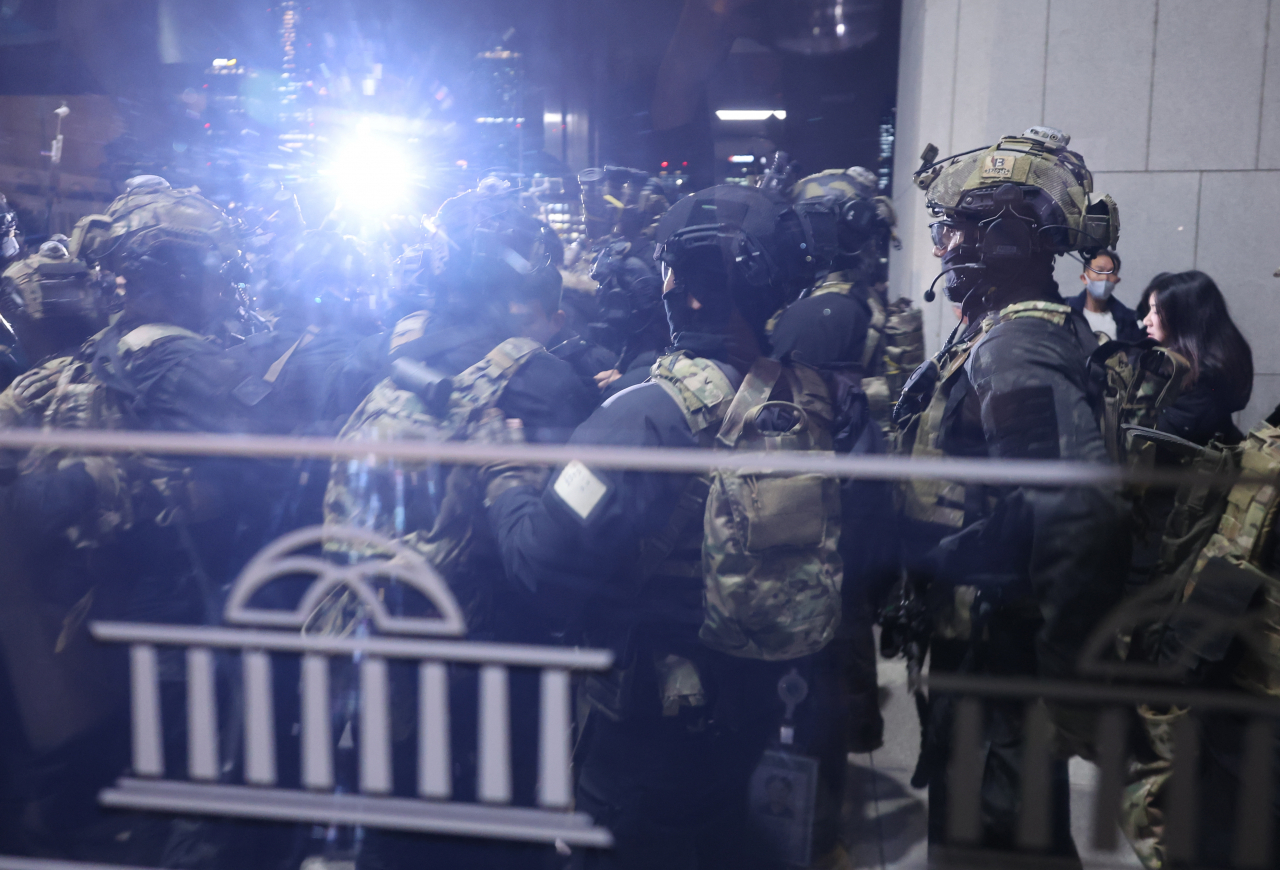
top-left (553, 460), bottom-right (611, 523)
top-left (981, 153), bottom-right (1014, 180)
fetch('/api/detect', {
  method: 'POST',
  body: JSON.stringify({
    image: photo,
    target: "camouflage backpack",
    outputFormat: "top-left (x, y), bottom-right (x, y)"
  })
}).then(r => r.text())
top-left (1088, 338), bottom-right (1190, 469)
top-left (649, 351), bottom-right (843, 661)
top-left (0, 243), bottom-right (96, 322)
top-left (324, 333), bottom-right (544, 606)
top-left (805, 279), bottom-right (924, 435)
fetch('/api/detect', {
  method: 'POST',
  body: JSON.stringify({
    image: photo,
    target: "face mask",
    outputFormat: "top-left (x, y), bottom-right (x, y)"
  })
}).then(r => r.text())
top-left (1, 236), bottom-right (18, 260)
top-left (1086, 278), bottom-right (1113, 301)
top-left (939, 244), bottom-right (985, 304)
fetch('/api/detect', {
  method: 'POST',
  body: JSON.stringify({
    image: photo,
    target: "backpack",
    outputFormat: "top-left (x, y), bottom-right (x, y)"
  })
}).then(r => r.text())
top-left (801, 280), bottom-right (924, 434)
top-left (323, 336), bottom-right (544, 618)
top-left (649, 351), bottom-right (843, 661)
top-left (1, 248), bottom-right (94, 321)
top-left (1148, 420), bottom-right (1280, 690)
top-left (1087, 338), bottom-right (1190, 469)
top-left (1117, 417), bottom-right (1280, 869)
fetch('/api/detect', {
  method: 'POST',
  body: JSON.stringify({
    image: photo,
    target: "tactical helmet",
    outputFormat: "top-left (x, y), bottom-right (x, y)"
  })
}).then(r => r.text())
top-left (71, 181), bottom-right (248, 328)
top-left (790, 166), bottom-right (897, 284)
top-left (913, 126), bottom-right (1119, 306)
top-left (654, 184), bottom-right (816, 342)
top-left (914, 126), bottom-right (1118, 256)
top-left (0, 241), bottom-right (98, 322)
top-left (588, 238), bottom-right (664, 347)
top-left (425, 177), bottom-right (563, 319)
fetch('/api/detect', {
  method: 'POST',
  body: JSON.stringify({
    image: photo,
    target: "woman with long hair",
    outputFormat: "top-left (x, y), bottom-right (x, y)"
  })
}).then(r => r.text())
top-left (1141, 270), bottom-right (1253, 444)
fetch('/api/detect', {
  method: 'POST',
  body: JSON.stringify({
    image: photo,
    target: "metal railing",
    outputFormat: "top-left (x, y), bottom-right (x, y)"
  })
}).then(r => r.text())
top-left (87, 525), bottom-right (615, 848)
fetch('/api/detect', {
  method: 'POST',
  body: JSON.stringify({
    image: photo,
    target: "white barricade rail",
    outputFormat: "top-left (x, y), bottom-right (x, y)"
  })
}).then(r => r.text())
top-left (0, 426), bottom-right (1253, 488)
top-left (88, 525), bottom-right (615, 848)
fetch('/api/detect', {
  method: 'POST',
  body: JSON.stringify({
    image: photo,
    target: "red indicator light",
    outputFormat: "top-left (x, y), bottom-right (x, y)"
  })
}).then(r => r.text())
top-left (660, 161), bottom-right (668, 168)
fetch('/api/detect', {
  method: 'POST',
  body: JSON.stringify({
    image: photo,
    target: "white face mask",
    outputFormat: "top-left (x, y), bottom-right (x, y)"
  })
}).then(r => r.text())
top-left (1086, 278), bottom-right (1113, 301)
top-left (0, 236), bottom-right (18, 260)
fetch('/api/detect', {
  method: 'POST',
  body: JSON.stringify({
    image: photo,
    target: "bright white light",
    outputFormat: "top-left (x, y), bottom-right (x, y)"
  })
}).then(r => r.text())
top-left (323, 131), bottom-right (416, 217)
top-left (728, 154), bottom-right (756, 163)
top-left (715, 109), bottom-right (786, 121)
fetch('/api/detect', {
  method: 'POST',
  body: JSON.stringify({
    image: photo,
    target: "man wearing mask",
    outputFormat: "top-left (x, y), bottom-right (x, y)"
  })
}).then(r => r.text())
top-left (1066, 249), bottom-right (1143, 342)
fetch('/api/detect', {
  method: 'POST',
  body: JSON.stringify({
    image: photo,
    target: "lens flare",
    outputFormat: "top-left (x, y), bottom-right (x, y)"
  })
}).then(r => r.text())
top-left (323, 131), bottom-right (416, 217)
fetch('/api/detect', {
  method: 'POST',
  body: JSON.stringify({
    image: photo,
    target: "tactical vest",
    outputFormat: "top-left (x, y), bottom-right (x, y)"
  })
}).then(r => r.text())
top-left (647, 351), bottom-right (843, 661)
top-left (324, 337), bottom-right (544, 588)
top-left (1088, 339), bottom-right (1190, 469)
top-left (807, 279), bottom-right (924, 433)
top-left (893, 300), bottom-right (1074, 529)
top-left (1162, 423), bottom-right (1280, 692)
top-left (15, 323), bottom-right (211, 544)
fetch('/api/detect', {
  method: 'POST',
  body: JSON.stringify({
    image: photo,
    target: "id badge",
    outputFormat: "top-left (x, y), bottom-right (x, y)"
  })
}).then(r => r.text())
top-left (748, 749), bottom-right (819, 867)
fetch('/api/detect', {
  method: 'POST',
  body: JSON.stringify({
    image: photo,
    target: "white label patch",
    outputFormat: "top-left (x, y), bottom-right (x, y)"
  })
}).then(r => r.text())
top-left (981, 152), bottom-right (1014, 179)
top-left (554, 460), bottom-right (608, 521)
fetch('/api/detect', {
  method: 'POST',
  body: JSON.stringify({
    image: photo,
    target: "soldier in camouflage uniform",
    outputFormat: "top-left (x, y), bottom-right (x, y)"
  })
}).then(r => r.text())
top-left (771, 166), bottom-right (917, 754)
top-left (894, 127), bottom-right (1129, 860)
top-left (0, 184), bottom-right (272, 864)
top-left (485, 183), bottom-right (838, 869)
top-left (315, 182), bottom-right (596, 869)
top-left (774, 166), bottom-right (923, 435)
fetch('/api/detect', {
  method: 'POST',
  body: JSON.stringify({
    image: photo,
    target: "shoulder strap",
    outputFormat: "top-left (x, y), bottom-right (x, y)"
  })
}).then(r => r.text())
top-left (117, 323), bottom-right (206, 354)
top-left (810, 281), bottom-right (855, 299)
top-left (649, 351), bottom-right (737, 441)
top-left (716, 357), bottom-right (784, 449)
top-left (263, 325), bottom-right (321, 385)
top-left (861, 293), bottom-right (887, 371)
top-left (449, 336), bottom-right (544, 415)
top-left (998, 300), bottom-right (1073, 326)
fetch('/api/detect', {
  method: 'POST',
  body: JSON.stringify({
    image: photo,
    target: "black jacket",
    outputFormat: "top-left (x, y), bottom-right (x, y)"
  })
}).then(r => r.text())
top-left (487, 334), bottom-right (741, 645)
top-left (1067, 289), bottom-right (1145, 343)
top-left (770, 290), bottom-right (872, 367)
top-left (1157, 374), bottom-right (1246, 446)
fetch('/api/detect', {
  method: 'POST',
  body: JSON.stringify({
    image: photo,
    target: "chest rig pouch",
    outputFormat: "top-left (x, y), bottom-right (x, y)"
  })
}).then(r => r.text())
top-left (892, 320), bottom-right (992, 530)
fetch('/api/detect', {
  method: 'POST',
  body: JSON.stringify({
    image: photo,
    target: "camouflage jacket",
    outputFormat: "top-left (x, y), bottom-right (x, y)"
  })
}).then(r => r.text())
top-left (0, 323), bottom-right (247, 546)
top-left (323, 336), bottom-right (545, 634)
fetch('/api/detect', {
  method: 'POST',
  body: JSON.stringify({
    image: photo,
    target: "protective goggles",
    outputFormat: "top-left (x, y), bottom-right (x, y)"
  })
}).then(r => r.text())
top-left (929, 220), bottom-right (966, 250)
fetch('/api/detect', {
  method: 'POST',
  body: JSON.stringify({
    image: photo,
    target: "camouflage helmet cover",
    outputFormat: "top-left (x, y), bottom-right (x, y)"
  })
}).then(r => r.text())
top-left (790, 166), bottom-right (878, 203)
top-left (70, 182), bottom-right (241, 269)
top-left (914, 127), bottom-right (1119, 254)
top-left (789, 167), bottom-right (898, 280)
